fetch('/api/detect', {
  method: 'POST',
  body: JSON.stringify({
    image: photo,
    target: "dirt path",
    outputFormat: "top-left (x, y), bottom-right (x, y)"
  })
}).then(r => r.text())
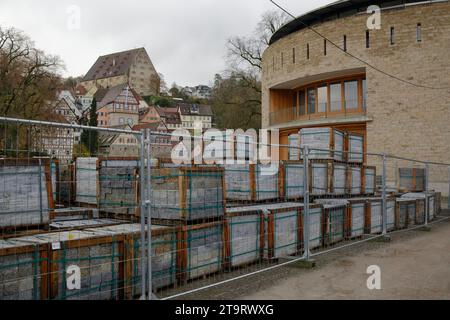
top-left (180, 217), bottom-right (450, 300)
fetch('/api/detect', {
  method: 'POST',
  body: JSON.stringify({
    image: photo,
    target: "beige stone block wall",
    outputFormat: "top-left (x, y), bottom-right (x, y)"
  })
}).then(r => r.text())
top-left (262, 2), bottom-right (450, 195)
top-left (81, 50), bottom-right (160, 97)
top-left (130, 51), bottom-right (160, 96)
top-left (81, 76), bottom-right (128, 93)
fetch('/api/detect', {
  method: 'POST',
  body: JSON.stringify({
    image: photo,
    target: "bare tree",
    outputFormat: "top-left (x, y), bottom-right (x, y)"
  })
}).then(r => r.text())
top-left (257, 10), bottom-right (291, 47)
top-left (158, 72), bottom-right (169, 95)
top-left (0, 26), bottom-right (64, 119)
top-left (63, 76), bottom-right (84, 92)
top-left (227, 10), bottom-right (290, 72)
top-left (227, 37), bottom-right (264, 71)
top-left (212, 11), bottom-right (289, 129)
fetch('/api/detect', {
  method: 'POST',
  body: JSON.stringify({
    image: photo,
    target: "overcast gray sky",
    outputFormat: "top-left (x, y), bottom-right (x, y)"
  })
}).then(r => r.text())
top-left (0, 0), bottom-right (332, 87)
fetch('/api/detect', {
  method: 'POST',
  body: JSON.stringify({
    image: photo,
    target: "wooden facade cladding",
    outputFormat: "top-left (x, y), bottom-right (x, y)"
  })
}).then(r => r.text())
top-left (269, 74), bottom-right (366, 127)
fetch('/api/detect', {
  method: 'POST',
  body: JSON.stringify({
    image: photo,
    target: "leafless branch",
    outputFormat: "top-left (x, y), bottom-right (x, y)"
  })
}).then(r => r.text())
top-left (0, 27), bottom-right (63, 118)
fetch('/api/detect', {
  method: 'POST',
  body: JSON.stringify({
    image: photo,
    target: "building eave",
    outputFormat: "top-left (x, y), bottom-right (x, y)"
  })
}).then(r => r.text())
top-left (267, 115), bottom-right (374, 130)
top-left (270, 0), bottom-right (448, 45)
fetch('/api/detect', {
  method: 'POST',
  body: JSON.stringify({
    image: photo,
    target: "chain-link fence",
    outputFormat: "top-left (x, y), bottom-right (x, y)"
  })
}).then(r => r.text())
top-left (1, 118), bottom-right (449, 300)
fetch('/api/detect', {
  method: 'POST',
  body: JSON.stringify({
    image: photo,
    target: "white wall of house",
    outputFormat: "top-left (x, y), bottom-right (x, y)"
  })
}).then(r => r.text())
top-left (181, 115), bottom-right (212, 129)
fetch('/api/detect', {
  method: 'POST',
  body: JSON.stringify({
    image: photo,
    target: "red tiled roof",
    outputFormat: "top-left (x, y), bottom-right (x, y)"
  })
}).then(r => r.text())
top-left (98, 83), bottom-right (140, 108)
top-left (132, 121), bottom-right (168, 132)
top-left (158, 107), bottom-right (181, 125)
top-left (177, 103), bottom-right (213, 116)
top-left (75, 85), bottom-right (87, 96)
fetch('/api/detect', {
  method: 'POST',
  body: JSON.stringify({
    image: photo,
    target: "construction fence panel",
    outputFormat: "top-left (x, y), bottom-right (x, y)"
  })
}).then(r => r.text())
top-left (1, 119), bottom-right (449, 300)
top-left (150, 129), bottom-right (448, 300)
top-left (0, 118), bottom-right (150, 300)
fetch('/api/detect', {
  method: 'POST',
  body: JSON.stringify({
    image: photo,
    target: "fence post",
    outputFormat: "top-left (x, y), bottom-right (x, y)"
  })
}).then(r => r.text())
top-left (38, 158), bottom-right (43, 224)
top-left (146, 129), bottom-right (153, 300)
top-left (138, 130), bottom-right (147, 300)
top-left (302, 146), bottom-right (311, 260)
top-left (425, 163), bottom-right (430, 227)
top-left (394, 160), bottom-right (399, 191)
top-left (382, 154), bottom-right (387, 235)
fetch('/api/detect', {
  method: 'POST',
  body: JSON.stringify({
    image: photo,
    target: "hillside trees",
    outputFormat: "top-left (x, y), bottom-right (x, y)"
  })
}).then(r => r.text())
top-left (211, 10), bottom-right (289, 129)
top-left (80, 98), bottom-right (98, 154)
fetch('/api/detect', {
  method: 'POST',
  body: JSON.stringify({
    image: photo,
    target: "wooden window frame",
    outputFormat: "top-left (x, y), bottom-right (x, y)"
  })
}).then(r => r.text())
top-left (293, 74), bottom-right (366, 120)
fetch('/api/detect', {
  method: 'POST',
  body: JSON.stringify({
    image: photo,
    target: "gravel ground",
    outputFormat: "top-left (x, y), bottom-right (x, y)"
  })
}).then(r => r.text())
top-left (162, 212), bottom-right (450, 300)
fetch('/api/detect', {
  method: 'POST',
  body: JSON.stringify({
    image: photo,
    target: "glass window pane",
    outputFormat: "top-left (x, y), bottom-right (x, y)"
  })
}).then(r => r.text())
top-left (345, 81), bottom-right (358, 110)
top-left (307, 88), bottom-right (316, 114)
top-left (299, 90), bottom-right (306, 115)
top-left (390, 27), bottom-right (395, 45)
top-left (330, 83), bottom-right (341, 111)
top-left (318, 85), bottom-right (327, 113)
top-left (366, 30), bottom-right (370, 48)
top-left (417, 24), bottom-right (422, 42)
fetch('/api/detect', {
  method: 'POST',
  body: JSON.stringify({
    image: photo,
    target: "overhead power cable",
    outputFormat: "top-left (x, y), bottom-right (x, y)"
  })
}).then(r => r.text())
top-left (269, 0), bottom-right (450, 90)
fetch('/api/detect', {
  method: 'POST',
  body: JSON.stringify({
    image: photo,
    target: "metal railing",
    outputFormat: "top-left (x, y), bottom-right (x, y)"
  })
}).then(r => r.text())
top-left (269, 99), bottom-right (366, 126)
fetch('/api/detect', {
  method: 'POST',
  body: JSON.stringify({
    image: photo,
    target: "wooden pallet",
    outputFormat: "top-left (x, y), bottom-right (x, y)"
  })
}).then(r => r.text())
top-left (98, 211), bottom-right (140, 223)
top-left (177, 221), bottom-right (226, 284)
top-left (279, 161), bottom-right (304, 201)
top-left (152, 216), bottom-right (224, 227)
top-left (52, 208), bottom-right (94, 220)
top-left (49, 219), bottom-right (125, 232)
top-left (395, 199), bottom-right (416, 230)
top-left (74, 157), bottom-right (141, 218)
top-left (300, 127), bottom-right (346, 162)
top-left (0, 226), bottom-right (50, 240)
top-left (0, 223), bottom-right (49, 238)
top-left (223, 209), bottom-right (264, 270)
top-left (322, 203), bottom-right (347, 246)
top-left (347, 163), bottom-right (363, 195)
top-left (153, 165), bottom-right (226, 223)
top-left (225, 163), bottom-right (280, 202)
top-left (226, 198), bottom-right (282, 206)
top-left (345, 132), bottom-right (365, 164)
top-left (362, 166), bottom-right (376, 195)
top-left (398, 168), bottom-right (425, 192)
top-left (345, 199), bottom-right (367, 239)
